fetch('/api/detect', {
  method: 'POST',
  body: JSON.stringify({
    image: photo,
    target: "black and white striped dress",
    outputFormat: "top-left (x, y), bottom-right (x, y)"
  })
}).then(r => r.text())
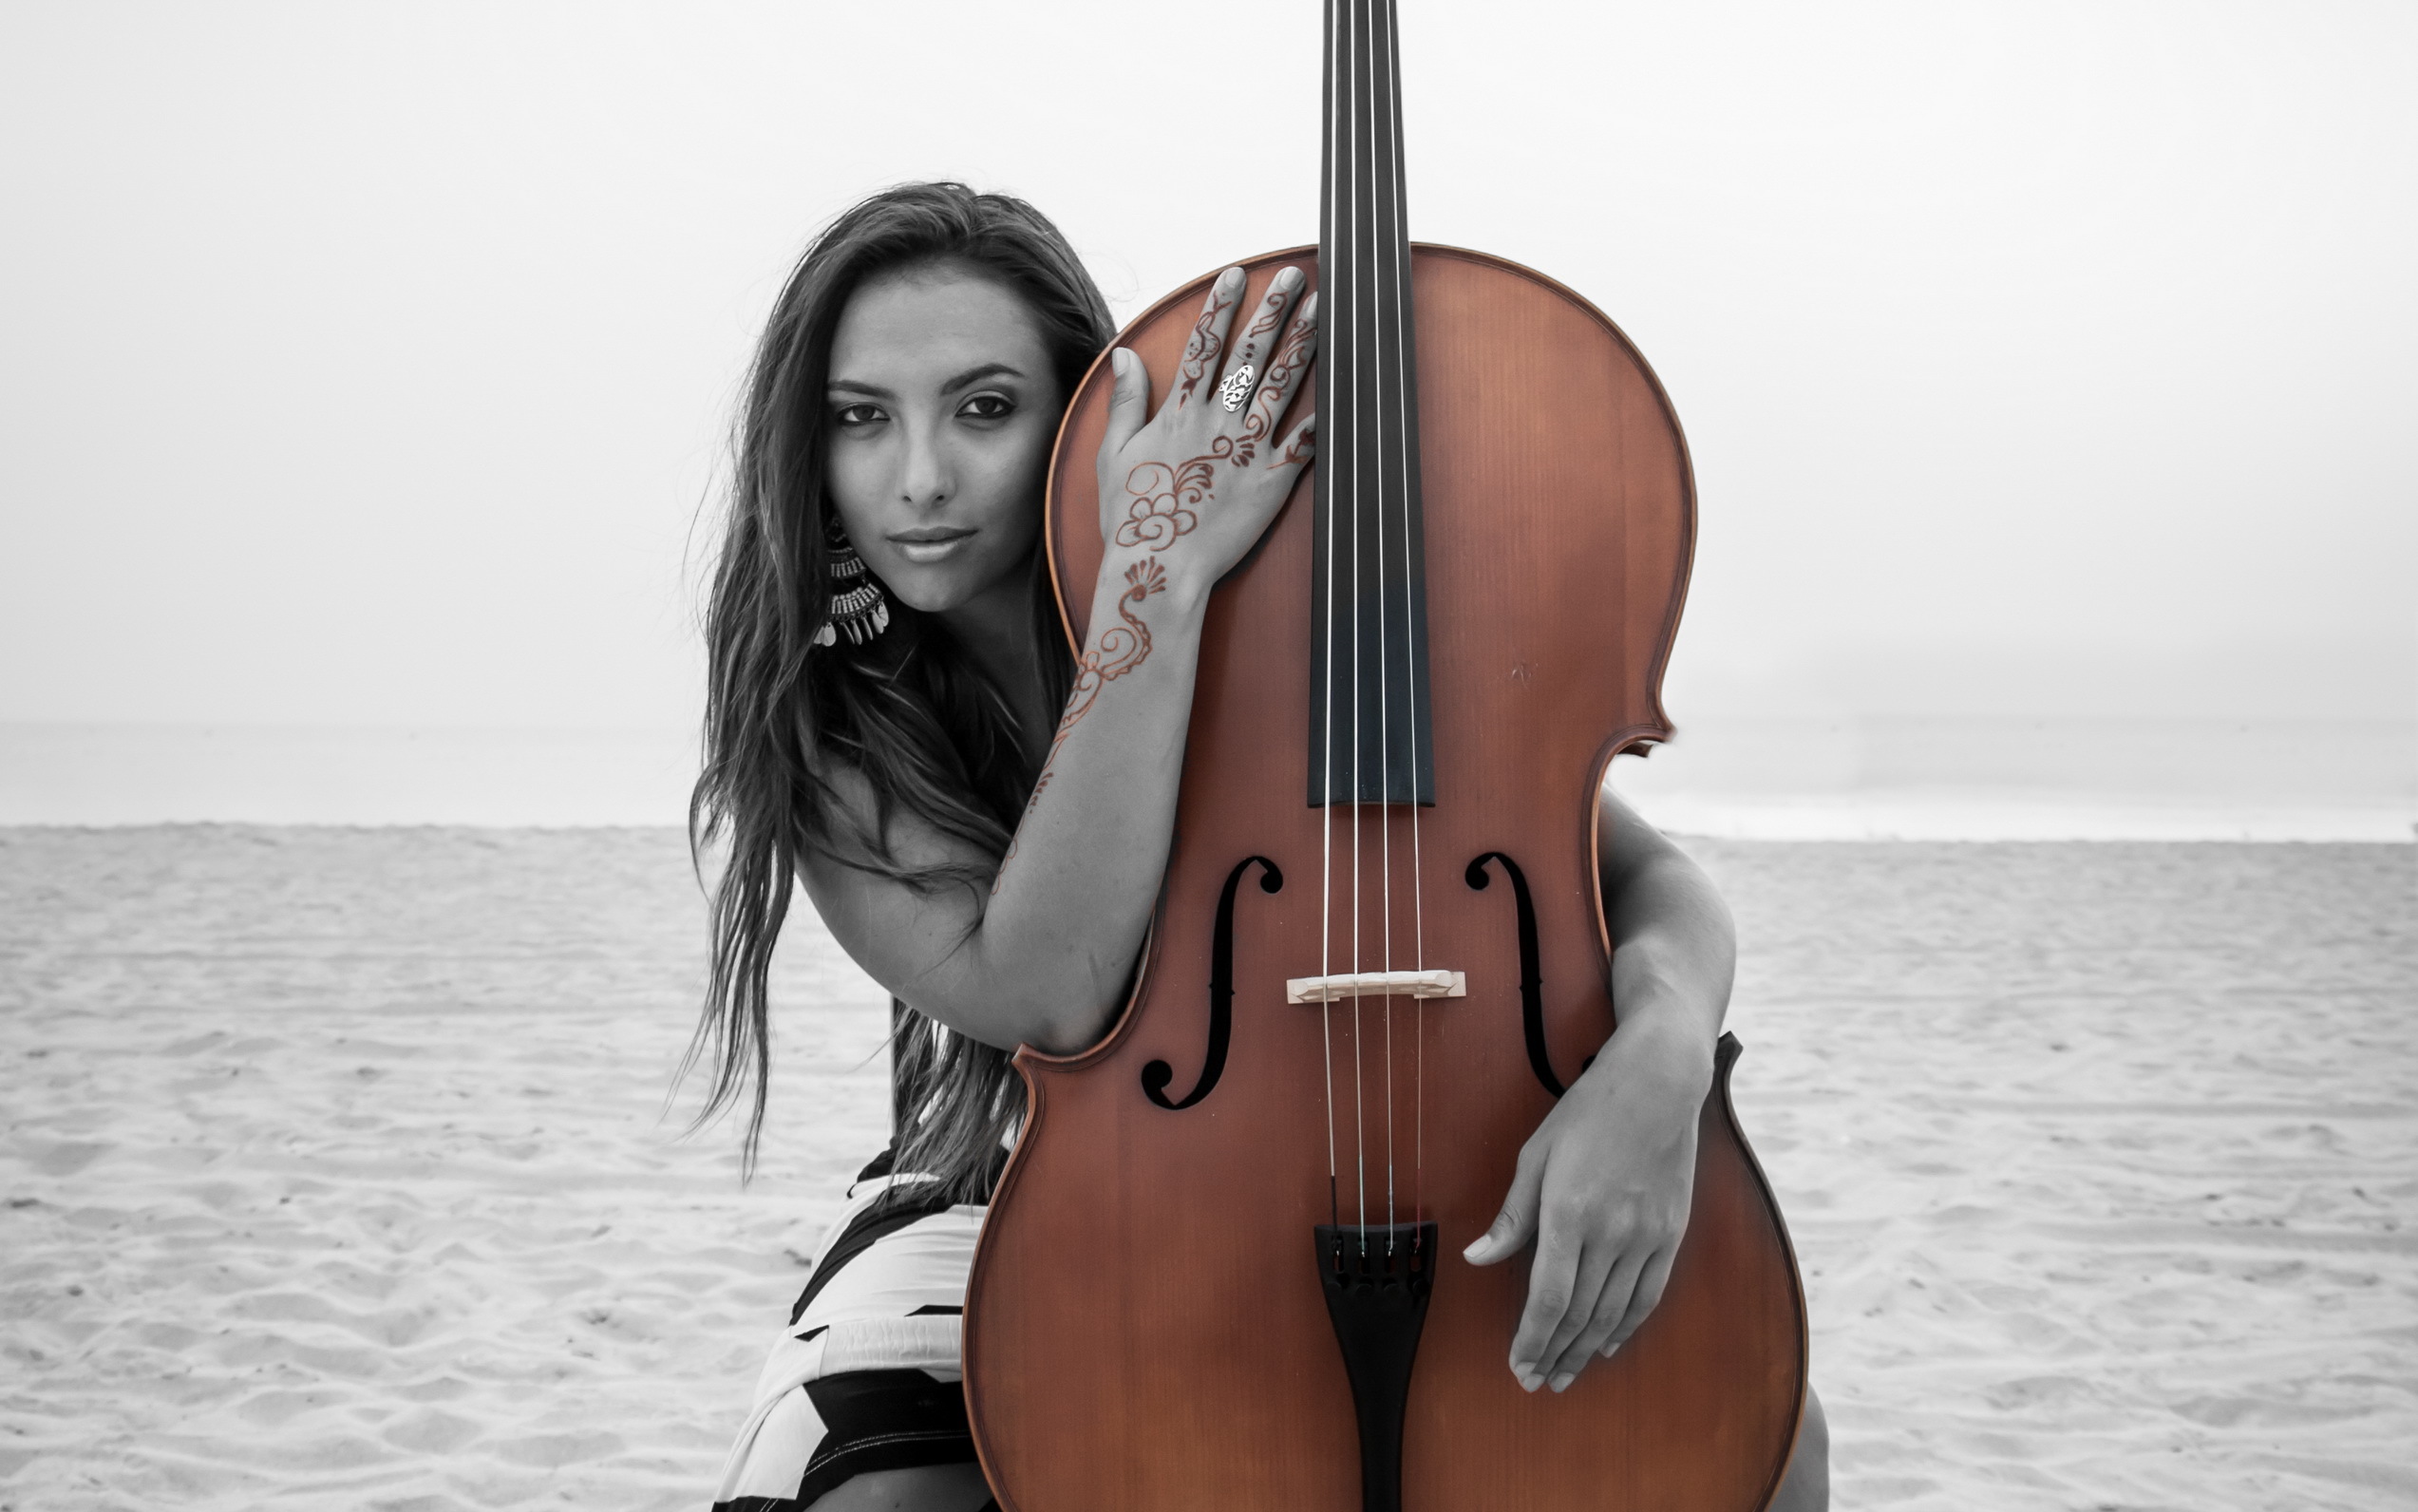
top-left (711, 1149), bottom-right (1002, 1511)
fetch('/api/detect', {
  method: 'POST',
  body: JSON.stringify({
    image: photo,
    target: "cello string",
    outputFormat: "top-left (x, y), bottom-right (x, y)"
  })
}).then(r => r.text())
top-left (1346, 0), bottom-right (1368, 1249)
top-left (1370, 0), bottom-right (1396, 1253)
top-left (1375, 0), bottom-right (1426, 1241)
top-left (1318, 0), bottom-right (1340, 1235)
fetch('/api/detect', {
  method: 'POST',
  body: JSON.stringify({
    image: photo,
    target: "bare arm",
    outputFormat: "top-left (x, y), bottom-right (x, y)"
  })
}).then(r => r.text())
top-left (803, 269), bottom-right (1317, 1057)
top-left (1462, 777), bottom-right (1737, 1392)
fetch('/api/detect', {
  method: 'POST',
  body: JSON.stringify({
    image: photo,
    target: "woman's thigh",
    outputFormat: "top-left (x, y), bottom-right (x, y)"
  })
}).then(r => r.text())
top-left (803, 1461), bottom-right (992, 1512)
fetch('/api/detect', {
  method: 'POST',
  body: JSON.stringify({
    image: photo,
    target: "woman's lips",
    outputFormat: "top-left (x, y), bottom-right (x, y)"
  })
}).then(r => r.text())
top-left (888, 527), bottom-right (974, 565)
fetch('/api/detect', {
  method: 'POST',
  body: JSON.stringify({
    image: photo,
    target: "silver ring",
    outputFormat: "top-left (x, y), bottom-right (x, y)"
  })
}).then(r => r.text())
top-left (1218, 364), bottom-right (1256, 412)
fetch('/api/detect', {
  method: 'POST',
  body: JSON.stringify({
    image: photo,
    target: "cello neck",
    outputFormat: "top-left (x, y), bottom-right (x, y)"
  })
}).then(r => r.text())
top-left (1311, 0), bottom-right (1435, 809)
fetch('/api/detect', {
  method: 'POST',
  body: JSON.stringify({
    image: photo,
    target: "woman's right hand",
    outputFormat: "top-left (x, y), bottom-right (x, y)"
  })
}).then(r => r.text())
top-left (1094, 265), bottom-right (1319, 606)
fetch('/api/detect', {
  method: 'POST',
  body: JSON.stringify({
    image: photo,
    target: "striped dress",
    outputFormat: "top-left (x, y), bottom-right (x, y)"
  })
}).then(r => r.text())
top-left (711, 1148), bottom-right (1003, 1511)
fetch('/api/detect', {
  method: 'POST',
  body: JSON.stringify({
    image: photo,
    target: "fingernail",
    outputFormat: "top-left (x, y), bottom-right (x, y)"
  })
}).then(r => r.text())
top-left (1111, 349), bottom-right (1131, 376)
top-left (1518, 1370), bottom-right (1543, 1393)
top-left (1599, 1342), bottom-right (1621, 1360)
top-left (1461, 1239), bottom-right (1484, 1260)
top-left (1277, 266), bottom-right (1303, 289)
top-left (1549, 1373), bottom-right (1575, 1393)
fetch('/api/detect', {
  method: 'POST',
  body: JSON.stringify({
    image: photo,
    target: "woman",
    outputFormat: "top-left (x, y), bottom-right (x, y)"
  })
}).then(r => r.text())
top-left (693, 182), bottom-right (1827, 1512)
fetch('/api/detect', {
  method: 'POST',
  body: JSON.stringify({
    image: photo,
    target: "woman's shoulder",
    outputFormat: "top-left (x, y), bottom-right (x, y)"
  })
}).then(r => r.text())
top-left (793, 755), bottom-right (1002, 907)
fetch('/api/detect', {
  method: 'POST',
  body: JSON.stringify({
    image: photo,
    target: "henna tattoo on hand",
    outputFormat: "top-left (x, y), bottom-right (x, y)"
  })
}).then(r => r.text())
top-left (1238, 312), bottom-right (1316, 466)
top-left (1117, 342), bottom-right (1313, 541)
top-left (1116, 438), bottom-right (1237, 549)
top-left (1227, 298), bottom-right (1284, 376)
top-left (1175, 286), bottom-right (1237, 403)
top-left (992, 558), bottom-right (1169, 892)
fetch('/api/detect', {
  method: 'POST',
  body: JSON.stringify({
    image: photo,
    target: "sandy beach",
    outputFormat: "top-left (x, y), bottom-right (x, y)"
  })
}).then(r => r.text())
top-left (3, 826), bottom-right (2411, 1510)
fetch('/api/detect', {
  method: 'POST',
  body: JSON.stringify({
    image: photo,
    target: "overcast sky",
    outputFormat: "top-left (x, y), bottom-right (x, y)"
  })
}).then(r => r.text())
top-left (3, 0), bottom-right (2410, 736)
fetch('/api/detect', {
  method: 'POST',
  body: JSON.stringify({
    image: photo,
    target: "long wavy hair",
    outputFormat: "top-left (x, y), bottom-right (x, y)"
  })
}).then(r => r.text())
top-left (688, 182), bottom-right (1114, 1193)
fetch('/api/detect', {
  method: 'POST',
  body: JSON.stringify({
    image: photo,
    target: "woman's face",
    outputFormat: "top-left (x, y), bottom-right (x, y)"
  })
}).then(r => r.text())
top-left (822, 262), bottom-right (1063, 618)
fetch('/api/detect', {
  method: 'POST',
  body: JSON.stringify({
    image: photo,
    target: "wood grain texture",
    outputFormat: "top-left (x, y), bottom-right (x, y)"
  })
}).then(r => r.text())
top-left (967, 245), bottom-right (1805, 1511)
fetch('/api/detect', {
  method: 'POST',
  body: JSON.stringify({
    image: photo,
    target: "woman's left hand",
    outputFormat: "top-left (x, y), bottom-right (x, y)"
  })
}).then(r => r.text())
top-left (1092, 265), bottom-right (1318, 603)
top-left (1462, 1017), bottom-right (1712, 1393)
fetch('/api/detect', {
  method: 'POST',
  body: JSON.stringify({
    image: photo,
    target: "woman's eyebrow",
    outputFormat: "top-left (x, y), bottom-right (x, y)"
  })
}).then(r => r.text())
top-left (826, 363), bottom-right (1023, 400)
top-left (938, 362), bottom-right (1024, 395)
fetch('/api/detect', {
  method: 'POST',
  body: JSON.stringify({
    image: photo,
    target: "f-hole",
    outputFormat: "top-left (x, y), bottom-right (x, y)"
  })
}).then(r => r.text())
top-left (1143, 855), bottom-right (1283, 1110)
top-left (1464, 851), bottom-right (1565, 1098)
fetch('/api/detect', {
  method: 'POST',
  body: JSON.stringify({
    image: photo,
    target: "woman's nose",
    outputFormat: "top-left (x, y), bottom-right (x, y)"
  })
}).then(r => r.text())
top-left (898, 422), bottom-right (954, 510)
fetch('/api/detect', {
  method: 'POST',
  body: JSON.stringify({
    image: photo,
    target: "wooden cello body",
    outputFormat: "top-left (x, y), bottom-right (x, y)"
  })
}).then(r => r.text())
top-left (966, 7), bottom-right (1805, 1508)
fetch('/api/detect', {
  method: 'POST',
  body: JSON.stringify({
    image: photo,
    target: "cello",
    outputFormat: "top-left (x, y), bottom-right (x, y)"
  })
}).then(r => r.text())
top-left (965, 1), bottom-right (1806, 1505)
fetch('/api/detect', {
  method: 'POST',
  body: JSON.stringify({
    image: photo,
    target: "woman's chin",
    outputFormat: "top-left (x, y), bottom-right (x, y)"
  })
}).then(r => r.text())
top-left (879, 560), bottom-right (1023, 621)
top-left (881, 575), bottom-right (966, 616)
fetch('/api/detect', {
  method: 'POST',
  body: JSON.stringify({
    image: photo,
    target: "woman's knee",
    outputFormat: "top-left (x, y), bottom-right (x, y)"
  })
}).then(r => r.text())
top-left (1768, 1386), bottom-right (1830, 1512)
top-left (800, 1462), bottom-right (994, 1512)
top-left (796, 1394), bottom-right (1824, 1511)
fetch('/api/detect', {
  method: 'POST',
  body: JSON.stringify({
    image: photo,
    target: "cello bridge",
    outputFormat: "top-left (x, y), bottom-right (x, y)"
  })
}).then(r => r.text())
top-left (1284, 969), bottom-right (1466, 1004)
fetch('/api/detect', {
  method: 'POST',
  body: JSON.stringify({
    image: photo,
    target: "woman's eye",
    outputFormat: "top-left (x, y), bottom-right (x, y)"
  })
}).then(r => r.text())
top-left (833, 403), bottom-right (885, 428)
top-left (959, 393), bottom-right (1015, 422)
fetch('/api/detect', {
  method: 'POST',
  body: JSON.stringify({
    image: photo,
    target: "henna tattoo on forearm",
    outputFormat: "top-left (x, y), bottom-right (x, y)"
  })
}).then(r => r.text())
top-left (992, 558), bottom-right (1169, 891)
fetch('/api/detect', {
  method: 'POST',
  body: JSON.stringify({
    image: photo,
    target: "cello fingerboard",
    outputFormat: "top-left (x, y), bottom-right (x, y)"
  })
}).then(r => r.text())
top-left (1309, 0), bottom-right (1435, 808)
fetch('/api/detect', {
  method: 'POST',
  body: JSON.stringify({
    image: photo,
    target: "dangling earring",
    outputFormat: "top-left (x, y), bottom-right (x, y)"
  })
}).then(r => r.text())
top-left (815, 520), bottom-right (891, 647)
